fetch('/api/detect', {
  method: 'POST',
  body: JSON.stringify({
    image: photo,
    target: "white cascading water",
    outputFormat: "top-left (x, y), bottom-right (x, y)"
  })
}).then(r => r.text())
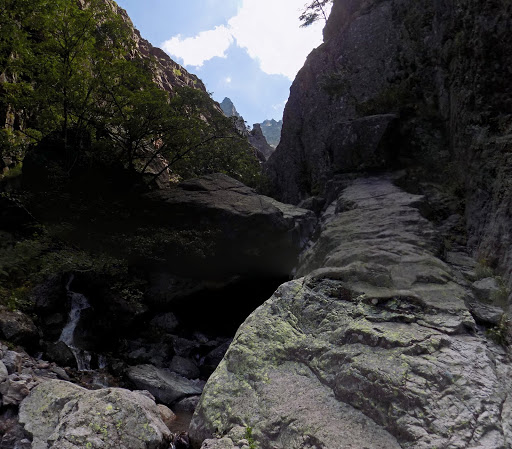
top-left (59, 275), bottom-right (93, 371)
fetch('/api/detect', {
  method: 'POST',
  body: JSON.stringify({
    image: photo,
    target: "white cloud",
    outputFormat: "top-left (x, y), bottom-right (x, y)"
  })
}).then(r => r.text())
top-left (161, 25), bottom-right (233, 67)
top-left (161, 0), bottom-right (329, 80)
top-left (225, 76), bottom-right (232, 83)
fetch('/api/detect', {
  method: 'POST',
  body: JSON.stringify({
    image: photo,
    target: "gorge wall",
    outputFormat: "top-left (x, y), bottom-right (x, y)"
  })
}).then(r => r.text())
top-left (265, 0), bottom-right (512, 284)
top-left (191, 1), bottom-right (512, 448)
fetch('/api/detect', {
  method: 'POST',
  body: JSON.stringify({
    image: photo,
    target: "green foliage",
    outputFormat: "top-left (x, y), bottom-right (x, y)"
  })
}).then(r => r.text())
top-left (1, 0), bottom-right (260, 185)
top-left (299, 0), bottom-right (332, 27)
top-left (0, 225), bottom-right (126, 308)
top-left (487, 314), bottom-right (510, 346)
top-left (475, 258), bottom-right (494, 280)
top-left (0, 161), bottom-right (22, 179)
top-left (244, 426), bottom-right (257, 449)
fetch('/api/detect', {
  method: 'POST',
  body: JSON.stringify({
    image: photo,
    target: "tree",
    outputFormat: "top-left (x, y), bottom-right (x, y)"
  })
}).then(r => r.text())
top-left (94, 56), bottom-right (170, 172)
top-left (29, 0), bottom-right (130, 153)
top-left (299, 0), bottom-right (332, 27)
top-left (153, 87), bottom-right (259, 183)
top-left (1, 0), bottom-right (261, 185)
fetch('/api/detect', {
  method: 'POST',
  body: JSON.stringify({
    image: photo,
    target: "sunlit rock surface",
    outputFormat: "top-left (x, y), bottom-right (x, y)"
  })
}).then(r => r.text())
top-left (191, 176), bottom-right (512, 449)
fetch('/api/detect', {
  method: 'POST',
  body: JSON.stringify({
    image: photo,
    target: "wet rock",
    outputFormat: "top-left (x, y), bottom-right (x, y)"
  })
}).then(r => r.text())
top-left (169, 356), bottom-right (200, 379)
top-left (173, 432), bottom-right (191, 449)
top-left (19, 379), bottom-right (172, 449)
top-left (45, 341), bottom-right (77, 368)
top-left (173, 395), bottom-right (200, 414)
top-left (127, 364), bottom-right (204, 405)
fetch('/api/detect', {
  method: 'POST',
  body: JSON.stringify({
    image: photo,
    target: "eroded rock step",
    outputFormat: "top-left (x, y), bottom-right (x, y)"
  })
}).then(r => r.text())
top-left (191, 175), bottom-right (512, 449)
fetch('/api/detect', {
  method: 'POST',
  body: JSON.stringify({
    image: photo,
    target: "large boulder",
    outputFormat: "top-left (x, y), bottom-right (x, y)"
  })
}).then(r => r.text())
top-left (127, 364), bottom-right (204, 405)
top-left (190, 176), bottom-right (512, 449)
top-left (142, 173), bottom-right (316, 280)
top-left (0, 308), bottom-right (40, 349)
top-left (19, 379), bottom-right (172, 449)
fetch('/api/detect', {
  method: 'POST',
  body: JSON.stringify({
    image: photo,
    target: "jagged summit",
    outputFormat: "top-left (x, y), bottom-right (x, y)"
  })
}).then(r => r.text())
top-left (219, 97), bottom-right (241, 118)
top-left (259, 119), bottom-right (283, 148)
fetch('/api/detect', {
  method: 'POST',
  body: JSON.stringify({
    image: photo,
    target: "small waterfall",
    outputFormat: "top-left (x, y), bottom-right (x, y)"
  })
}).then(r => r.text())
top-left (98, 354), bottom-right (108, 369)
top-left (59, 275), bottom-right (93, 371)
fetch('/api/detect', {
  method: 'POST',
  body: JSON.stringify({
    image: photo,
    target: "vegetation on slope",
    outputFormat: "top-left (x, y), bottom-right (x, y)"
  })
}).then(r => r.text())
top-left (0, 0), bottom-right (260, 186)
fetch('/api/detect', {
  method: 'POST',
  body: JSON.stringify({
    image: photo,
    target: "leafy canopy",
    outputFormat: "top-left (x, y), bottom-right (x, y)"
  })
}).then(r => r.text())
top-left (0, 0), bottom-right (260, 186)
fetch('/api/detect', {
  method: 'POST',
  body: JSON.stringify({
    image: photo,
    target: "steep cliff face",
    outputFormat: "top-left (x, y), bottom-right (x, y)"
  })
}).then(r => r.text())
top-left (249, 124), bottom-right (274, 161)
top-left (220, 97), bottom-right (241, 118)
top-left (103, 0), bottom-right (205, 93)
top-left (266, 0), bottom-right (512, 283)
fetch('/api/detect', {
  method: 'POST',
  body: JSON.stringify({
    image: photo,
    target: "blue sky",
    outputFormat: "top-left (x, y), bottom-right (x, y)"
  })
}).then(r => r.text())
top-left (116, 0), bottom-right (328, 126)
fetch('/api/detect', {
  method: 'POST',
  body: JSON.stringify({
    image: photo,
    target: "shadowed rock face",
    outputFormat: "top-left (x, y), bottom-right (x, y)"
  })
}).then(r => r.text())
top-left (265, 0), bottom-right (512, 284)
top-left (248, 124), bottom-right (275, 161)
top-left (190, 175), bottom-right (512, 449)
top-left (143, 173), bottom-right (316, 280)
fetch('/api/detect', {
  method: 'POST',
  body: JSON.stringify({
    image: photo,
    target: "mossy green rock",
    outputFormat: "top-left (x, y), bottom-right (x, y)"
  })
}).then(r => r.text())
top-left (191, 177), bottom-right (512, 449)
top-left (19, 379), bottom-right (171, 449)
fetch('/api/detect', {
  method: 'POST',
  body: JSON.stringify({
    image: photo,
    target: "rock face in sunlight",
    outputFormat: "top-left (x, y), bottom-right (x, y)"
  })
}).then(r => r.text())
top-left (2, 1), bottom-right (512, 448)
top-left (104, 0), bottom-right (205, 93)
top-left (191, 175), bottom-right (512, 449)
top-left (258, 119), bottom-right (283, 148)
top-left (265, 0), bottom-right (512, 284)
top-left (220, 98), bottom-right (242, 119)
top-left (191, 0), bottom-right (512, 447)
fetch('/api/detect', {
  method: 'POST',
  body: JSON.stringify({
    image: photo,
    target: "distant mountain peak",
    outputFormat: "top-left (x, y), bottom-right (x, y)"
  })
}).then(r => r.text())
top-left (258, 119), bottom-right (283, 148)
top-left (220, 97), bottom-right (241, 118)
